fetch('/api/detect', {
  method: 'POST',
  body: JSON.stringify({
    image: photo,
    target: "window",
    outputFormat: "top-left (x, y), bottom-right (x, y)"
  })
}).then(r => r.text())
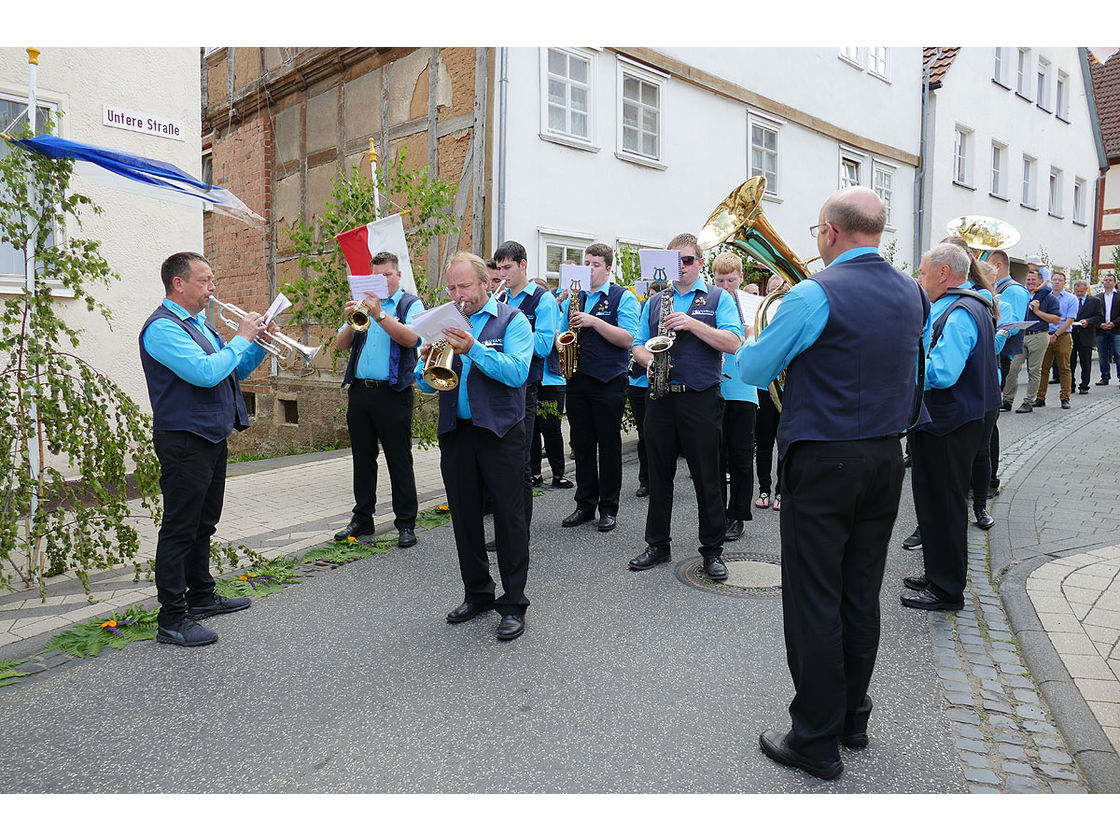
top-left (990, 142), bottom-right (1007, 198)
top-left (873, 161), bottom-right (895, 226)
top-left (748, 113), bottom-right (780, 196)
top-left (542, 47), bottom-right (592, 143)
top-left (993, 47), bottom-right (1007, 86)
top-left (1017, 48), bottom-right (1032, 98)
top-left (1056, 70), bottom-right (1069, 120)
top-left (839, 47), bottom-right (861, 66)
top-left (1049, 167), bottom-right (1063, 216)
top-left (618, 62), bottom-right (663, 163)
top-left (1073, 177), bottom-right (1086, 224)
top-left (867, 47), bottom-right (889, 78)
top-left (541, 233), bottom-right (593, 284)
top-left (840, 156), bottom-right (861, 189)
top-left (1022, 155), bottom-right (1036, 208)
top-left (953, 126), bottom-right (972, 186)
top-left (1036, 57), bottom-right (1051, 111)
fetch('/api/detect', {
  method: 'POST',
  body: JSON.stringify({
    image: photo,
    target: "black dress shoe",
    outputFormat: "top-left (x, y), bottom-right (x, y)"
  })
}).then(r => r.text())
top-left (635, 484), bottom-right (649, 498)
top-left (334, 520), bottom-right (376, 541)
top-left (597, 513), bottom-right (617, 532)
top-left (1000, 401), bottom-right (1012, 412)
top-left (1061, 399), bottom-right (1070, 409)
top-left (1033, 397), bottom-right (1045, 407)
top-left (901, 589), bottom-right (964, 611)
top-left (188, 594), bottom-right (251, 619)
top-left (446, 601), bottom-right (493, 623)
top-left (758, 729), bottom-right (843, 780)
top-left (562, 508), bottom-right (596, 527)
top-left (552, 476), bottom-right (573, 489)
top-left (974, 508), bottom-right (995, 530)
top-left (485, 539), bottom-right (497, 552)
top-left (531, 474), bottom-right (544, 487)
top-left (629, 545), bottom-right (671, 571)
top-left (397, 528), bottom-right (417, 548)
top-left (725, 518), bottom-right (745, 541)
top-left (703, 556), bottom-right (729, 581)
top-left (496, 614), bottom-right (525, 641)
top-left (839, 732), bottom-right (869, 749)
top-left (903, 575), bottom-right (928, 591)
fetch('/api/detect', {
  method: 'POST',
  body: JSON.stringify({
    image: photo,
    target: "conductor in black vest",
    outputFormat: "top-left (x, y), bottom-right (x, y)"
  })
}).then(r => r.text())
top-left (736, 188), bottom-right (927, 780)
top-left (334, 252), bottom-right (425, 549)
top-left (138, 252), bottom-right (271, 647)
top-left (416, 252), bottom-right (534, 641)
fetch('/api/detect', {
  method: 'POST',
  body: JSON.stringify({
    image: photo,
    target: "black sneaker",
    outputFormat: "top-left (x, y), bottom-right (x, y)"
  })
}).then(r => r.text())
top-left (902, 528), bottom-right (922, 550)
top-left (1061, 399), bottom-right (1071, 409)
top-left (157, 616), bottom-right (218, 647)
top-left (1033, 398), bottom-right (1045, 407)
top-left (188, 594), bottom-right (251, 620)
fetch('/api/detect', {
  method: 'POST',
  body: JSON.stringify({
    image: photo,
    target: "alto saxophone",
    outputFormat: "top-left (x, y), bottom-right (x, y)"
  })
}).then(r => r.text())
top-left (645, 279), bottom-right (675, 400)
top-left (557, 276), bottom-right (582, 379)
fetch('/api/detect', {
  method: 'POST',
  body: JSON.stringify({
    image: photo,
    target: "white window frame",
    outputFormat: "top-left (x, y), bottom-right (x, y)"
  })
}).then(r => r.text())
top-left (1056, 70), bottom-right (1070, 121)
top-left (539, 47), bottom-right (596, 151)
top-left (538, 229), bottom-right (595, 285)
top-left (1036, 57), bottom-right (1051, 112)
top-left (747, 110), bottom-right (782, 199)
top-left (872, 160), bottom-right (896, 229)
top-left (953, 126), bottom-right (973, 187)
top-left (867, 48), bottom-right (889, 80)
top-left (1049, 167), bottom-right (1063, 217)
top-left (839, 47), bottom-right (862, 68)
top-left (616, 58), bottom-right (666, 168)
top-left (993, 47), bottom-right (1009, 87)
top-left (839, 146), bottom-right (865, 189)
top-left (1022, 155), bottom-right (1037, 209)
top-left (1073, 177), bottom-right (1086, 225)
top-left (990, 141), bottom-right (1008, 199)
top-left (1017, 48), bottom-right (1032, 99)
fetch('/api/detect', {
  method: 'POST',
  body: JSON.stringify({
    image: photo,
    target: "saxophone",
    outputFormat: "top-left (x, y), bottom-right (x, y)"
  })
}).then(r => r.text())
top-left (557, 276), bottom-right (581, 379)
top-left (645, 280), bottom-right (675, 400)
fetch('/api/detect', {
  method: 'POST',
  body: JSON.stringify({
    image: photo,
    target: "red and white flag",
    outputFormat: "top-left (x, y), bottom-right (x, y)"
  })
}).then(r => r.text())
top-left (335, 213), bottom-right (417, 296)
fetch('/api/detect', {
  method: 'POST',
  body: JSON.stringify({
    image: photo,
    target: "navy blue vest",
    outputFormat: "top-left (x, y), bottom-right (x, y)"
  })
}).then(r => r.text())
top-left (509, 284), bottom-right (546, 384)
top-left (644, 284), bottom-right (726, 391)
top-left (917, 290), bottom-right (1001, 435)
top-left (139, 306), bottom-right (250, 444)
top-left (575, 283), bottom-right (630, 381)
top-left (341, 291), bottom-right (420, 390)
top-left (778, 254), bottom-right (926, 459)
top-left (437, 302), bottom-right (527, 437)
top-left (995, 277), bottom-right (1025, 357)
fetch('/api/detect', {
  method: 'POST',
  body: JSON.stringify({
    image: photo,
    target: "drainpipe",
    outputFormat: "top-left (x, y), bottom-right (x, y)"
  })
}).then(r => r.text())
top-left (496, 47), bottom-right (509, 247)
top-left (914, 49), bottom-right (943, 270)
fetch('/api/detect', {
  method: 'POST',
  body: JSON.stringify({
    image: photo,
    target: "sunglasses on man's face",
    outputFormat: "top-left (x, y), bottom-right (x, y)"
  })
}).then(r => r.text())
top-left (680, 256), bottom-right (699, 266)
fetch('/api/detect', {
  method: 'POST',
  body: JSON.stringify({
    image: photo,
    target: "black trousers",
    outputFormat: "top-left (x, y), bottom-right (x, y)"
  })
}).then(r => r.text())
top-left (521, 381), bottom-right (538, 531)
top-left (1070, 334), bottom-right (1093, 389)
top-left (531, 384), bottom-right (567, 477)
top-left (779, 437), bottom-right (904, 762)
top-left (911, 419), bottom-right (985, 602)
top-left (153, 430), bottom-right (227, 621)
top-left (440, 421), bottom-right (529, 616)
top-left (755, 387), bottom-right (781, 496)
top-left (721, 399), bottom-right (756, 522)
top-left (346, 383), bottom-right (417, 530)
top-left (969, 408), bottom-right (1000, 509)
top-left (566, 372), bottom-right (627, 517)
top-left (643, 387), bottom-right (725, 558)
top-left (628, 384), bottom-right (649, 488)
top-left (990, 355), bottom-right (1014, 491)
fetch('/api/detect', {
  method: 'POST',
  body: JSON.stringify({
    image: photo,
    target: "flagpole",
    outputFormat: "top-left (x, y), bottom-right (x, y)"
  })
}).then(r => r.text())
top-left (23, 47), bottom-right (44, 583)
top-left (369, 138), bottom-right (380, 221)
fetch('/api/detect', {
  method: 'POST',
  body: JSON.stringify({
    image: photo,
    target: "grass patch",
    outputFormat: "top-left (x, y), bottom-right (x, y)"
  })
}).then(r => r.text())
top-left (0, 659), bottom-right (28, 687)
top-left (303, 539), bottom-right (393, 565)
top-left (42, 605), bottom-right (160, 658)
top-left (214, 556), bottom-right (302, 599)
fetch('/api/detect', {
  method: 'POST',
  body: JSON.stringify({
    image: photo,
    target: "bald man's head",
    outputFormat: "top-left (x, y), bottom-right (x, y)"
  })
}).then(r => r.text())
top-left (821, 187), bottom-right (887, 236)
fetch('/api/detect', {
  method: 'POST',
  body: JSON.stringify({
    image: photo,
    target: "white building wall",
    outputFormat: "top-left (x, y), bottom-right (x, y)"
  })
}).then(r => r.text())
top-left (495, 47), bottom-right (922, 280)
top-left (925, 47), bottom-right (1099, 273)
top-left (0, 47), bottom-right (202, 435)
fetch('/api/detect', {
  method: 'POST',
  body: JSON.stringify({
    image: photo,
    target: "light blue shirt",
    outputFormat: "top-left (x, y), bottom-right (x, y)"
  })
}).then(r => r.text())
top-left (143, 298), bottom-right (267, 386)
top-left (633, 279), bottom-right (744, 344)
top-left (629, 299), bottom-right (651, 388)
top-left (927, 289), bottom-right (984, 390)
top-left (996, 276), bottom-right (1029, 342)
top-left (508, 283), bottom-right (561, 365)
top-left (722, 335), bottom-right (758, 403)
top-left (414, 294), bottom-right (533, 421)
top-left (343, 289), bottom-right (424, 380)
top-left (1051, 289), bottom-right (1078, 334)
top-left (561, 281), bottom-right (641, 339)
top-left (735, 246), bottom-right (880, 388)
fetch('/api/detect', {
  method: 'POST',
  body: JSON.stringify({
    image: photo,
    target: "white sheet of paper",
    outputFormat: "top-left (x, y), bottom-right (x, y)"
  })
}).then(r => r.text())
top-left (737, 291), bottom-right (763, 328)
top-left (635, 280), bottom-right (651, 298)
top-left (411, 301), bottom-right (472, 344)
top-left (638, 249), bottom-right (681, 283)
top-left (348, 274), bottom-right (390, 301)
top-left (1000, 321), bottom-right (1035, 331)
top-left (559, 264), bottom-right (591, 292)
top-left (263, 293), bottom-right (291, 325)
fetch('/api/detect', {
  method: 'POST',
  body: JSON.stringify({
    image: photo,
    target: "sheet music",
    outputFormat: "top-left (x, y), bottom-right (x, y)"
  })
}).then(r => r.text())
top-left (263, 293), bottom-right (291, 325)
top-left (348, 274), bottom-right (390, 301)
top-left (638, 249), bottom-right (681, 283)
top-left (737, 292), bottom-right (763, 328)
top-left (411, 301), bottom-right (472, 344)
top-left (559, 263), bottom-right (591, 292)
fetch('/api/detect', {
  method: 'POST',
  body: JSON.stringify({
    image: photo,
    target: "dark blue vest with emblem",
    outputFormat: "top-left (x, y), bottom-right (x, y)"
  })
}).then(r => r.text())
top-left (575, 283), bottom-right (629, 381)
top-left (778, 254), bottom-right (926, 459)
top-left (341, 291), bottom-right (420, 390)
top-left (644, 284), bottom-right (725, 392)
top-left (437, 302), bottom-right (527, 437)
top-left (995, 277), bottom-right (1026, 357)
top-left (138, 306), bottom-right (250, 444)
top-left (510, 284), bottom-right (546, 384)
top-left (917, 290), bottom-right (1001, 436)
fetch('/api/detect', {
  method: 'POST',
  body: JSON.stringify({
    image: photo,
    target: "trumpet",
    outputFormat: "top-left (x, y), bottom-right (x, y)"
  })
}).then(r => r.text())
top-left (422, 299), bottom-right (470, 391)
top-left (347, 300), bottom-right (374, 332)
top-left (209, 296), bottom-right (321, 367)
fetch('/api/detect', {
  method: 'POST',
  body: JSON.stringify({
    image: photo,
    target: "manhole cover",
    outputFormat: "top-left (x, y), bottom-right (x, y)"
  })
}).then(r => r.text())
top-left (676, 552), bottom-right (783, 597)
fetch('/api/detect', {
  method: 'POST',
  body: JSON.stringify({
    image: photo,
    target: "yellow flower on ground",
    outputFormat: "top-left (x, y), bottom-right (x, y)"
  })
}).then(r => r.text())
top-left (347, 536), bottom-right (358, 542)
top-left (100, 620), bottom-right (117, 629)
top-left (239, 575), bottom-right (249, 581)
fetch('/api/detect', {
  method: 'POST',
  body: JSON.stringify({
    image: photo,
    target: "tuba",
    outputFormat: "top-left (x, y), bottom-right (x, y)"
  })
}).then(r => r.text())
top-left (697, 176), bottom-right (812, 410)
top-left (945, 215), bottom-right (1020, 262)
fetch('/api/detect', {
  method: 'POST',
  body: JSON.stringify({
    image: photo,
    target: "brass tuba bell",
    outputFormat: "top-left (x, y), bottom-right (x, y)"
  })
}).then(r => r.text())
top-left (945, 215), bottom-right (1020, 262)
top-left (697, 176), bottom-right (813, 410)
